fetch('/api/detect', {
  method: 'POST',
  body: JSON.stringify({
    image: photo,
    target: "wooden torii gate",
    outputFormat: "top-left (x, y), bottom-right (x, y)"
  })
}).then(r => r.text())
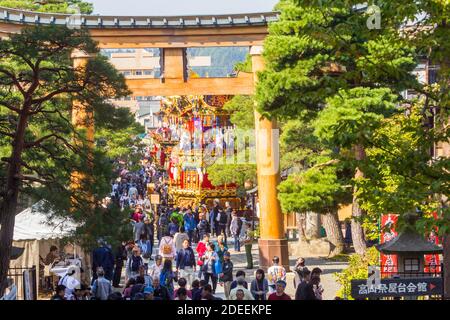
top-left (0, 7), bottom-right (289, 269)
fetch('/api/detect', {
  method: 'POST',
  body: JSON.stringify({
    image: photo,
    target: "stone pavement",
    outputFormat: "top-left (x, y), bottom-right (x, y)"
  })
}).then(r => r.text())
top-left (117, 239), bottom-right (349, 300)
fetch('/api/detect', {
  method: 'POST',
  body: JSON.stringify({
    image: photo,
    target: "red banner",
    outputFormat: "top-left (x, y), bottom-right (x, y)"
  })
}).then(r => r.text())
top-left (380, 214), bottom-right (398, 277)
top-left (425, 211), bottom-right (441, 273)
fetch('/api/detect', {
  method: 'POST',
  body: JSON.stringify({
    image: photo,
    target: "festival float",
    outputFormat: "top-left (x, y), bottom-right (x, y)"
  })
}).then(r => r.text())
top-left (150, 95), bottom-right (241, 208)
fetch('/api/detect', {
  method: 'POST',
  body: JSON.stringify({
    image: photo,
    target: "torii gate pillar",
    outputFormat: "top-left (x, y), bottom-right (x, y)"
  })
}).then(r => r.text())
top-left (250, 46), bottom-right (290, 270)
top-left (70, 50), bottom-right (95, 198)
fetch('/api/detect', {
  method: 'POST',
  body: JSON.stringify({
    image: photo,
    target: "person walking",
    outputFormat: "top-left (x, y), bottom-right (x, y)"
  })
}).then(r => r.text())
top-left (195, 233), bottom-right (209, 279)
top-left (159, 231), bottom-right (177, 262)
top-left (221, 251), bottom-right (233, 300)
top-left (174, 229), bottom-right (190, 252)
top-left (148, 255), bottom-right (163, 281)
top-left (126, 246), bottom-right (144, 280)
top-left (267, 256), bottom-right (286, 293)
top-left (133, 217), bottom-right (146, 243)
top-left (197, 211), bottom-right (210, 240)
top-left (92, 241), bottom-right (115, 283)
top-left (112, 242), bottom-right (127, 288)
top-left (242, 222), bottom-right (254, 269)
top-left (160, 259), bottom-right (177, 298)
top-left (209, 199), bottom-right (222, 237)
top-left (136, 234), bottom-right (152, 272)
top-left (229, 210), bottom-right (243, 252)
top-left (176, 239), bottom-right (196, 286)
top-left (168, 217), bottom-right (180, 237)
top-left (217, 206), bottom-right (229, 244)
top-left (183, 209), bottom-right (197, 244)
top-left (201, 243), bottom-right (222, 294)
top-left (91, 267), bottom-right (113, 301)
top-left (143, 216), bottom-right (155, 258)
top-left (250, 269), bottom-right (269, 300)
top-left (224, 202), bottom-right (233, 239)
top-left (215, 235), bottom-right (228, 264)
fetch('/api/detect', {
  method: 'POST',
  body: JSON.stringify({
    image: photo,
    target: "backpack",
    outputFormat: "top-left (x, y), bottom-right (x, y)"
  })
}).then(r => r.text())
top-left (161, 238), bottom-right (173, 256)
top-left (130, 255), bottom-right (142, 272)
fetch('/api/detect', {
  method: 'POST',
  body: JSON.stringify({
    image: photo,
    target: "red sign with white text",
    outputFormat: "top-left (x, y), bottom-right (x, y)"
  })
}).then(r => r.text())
top-left (424, 212), bottom-right (441, 273)
top-left (380, 214), bottom-right (398, 277)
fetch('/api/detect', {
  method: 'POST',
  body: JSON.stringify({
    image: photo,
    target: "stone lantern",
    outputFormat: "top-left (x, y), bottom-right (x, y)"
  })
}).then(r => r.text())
top-left (376, 212), bottom-right (443, 278)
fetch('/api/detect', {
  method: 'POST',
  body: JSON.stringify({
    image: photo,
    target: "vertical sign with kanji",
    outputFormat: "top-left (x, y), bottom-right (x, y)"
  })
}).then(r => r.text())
top-left (380, 214), bottom-right (398, 277)
top-left (425, 211), bottom-right (441, 273)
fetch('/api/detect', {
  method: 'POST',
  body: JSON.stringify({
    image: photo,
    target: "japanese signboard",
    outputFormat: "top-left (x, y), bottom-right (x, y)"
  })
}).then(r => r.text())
top-left (425, 211), bottom-right (441, 273)
top-left (380, 214), bottom-right (398, 276)
top-left (351, 277), bottom-right (443, 299)
top-left (150, 193), bottom-right (160, 205)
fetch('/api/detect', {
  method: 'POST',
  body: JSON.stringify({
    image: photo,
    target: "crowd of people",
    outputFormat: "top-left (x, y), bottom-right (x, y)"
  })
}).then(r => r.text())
top-left (48, 150), bottom-right (326, 301)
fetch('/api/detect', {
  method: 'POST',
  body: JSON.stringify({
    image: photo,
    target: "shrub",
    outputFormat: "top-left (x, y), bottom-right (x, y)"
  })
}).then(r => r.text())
top-left (334, 247), bottom-right (379, 299)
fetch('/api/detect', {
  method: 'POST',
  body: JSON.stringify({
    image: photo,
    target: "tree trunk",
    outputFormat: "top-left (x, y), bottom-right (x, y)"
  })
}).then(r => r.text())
top-left (305, 211), bottom-right (321, 239)
top-left (0, 113), bottom-right (28, 297)
top-left (296, 212), bottom-right (307, 244)
top-left (323, 211), bottom-right (344, 257)
top-left (444, 235), bottom-right (450, 299)
top-left (351, 144), bottom-right (367, 255)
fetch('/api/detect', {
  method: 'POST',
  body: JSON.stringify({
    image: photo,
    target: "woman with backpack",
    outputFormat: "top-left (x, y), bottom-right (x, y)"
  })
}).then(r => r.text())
top-left (159, 230), bottom-right (177, 262)
top-left (159, 259), bottom-right (177, 297)
top-left (126, 247), bottom-right (144, 280)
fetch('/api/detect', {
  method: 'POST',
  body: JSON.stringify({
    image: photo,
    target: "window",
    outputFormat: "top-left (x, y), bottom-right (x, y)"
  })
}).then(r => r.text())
top-left (143, 70), bottom-right (153, 75)
top-left (135, 70), bottom-right (143, 76)
top-left (404, 258), bottom-right (420, 272)
top-left (121, 70), bottom-right (131, 76)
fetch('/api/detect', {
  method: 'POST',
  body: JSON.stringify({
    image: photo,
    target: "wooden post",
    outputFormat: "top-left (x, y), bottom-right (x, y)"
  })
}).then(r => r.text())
top-left (250, 46), bottom-right (289, 270)
top-left (70, 50), bottom-right (94, 204)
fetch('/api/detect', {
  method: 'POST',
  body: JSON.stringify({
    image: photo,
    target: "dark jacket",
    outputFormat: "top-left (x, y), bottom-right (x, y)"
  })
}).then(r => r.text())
top-left (191, 287), bottom-right (202, 300)
top-left (153, 285), bottom-right (171, 300)
top-left (197, 219), bottom-right (210, 236)
top-left (92, 246), bottom-right (114, 271)
top-left (295, 281), bottom-right (317, 300)
top-left (221, 260), bottom-right (233, 282)
top-left (176, 247), bottom-right (196, 269)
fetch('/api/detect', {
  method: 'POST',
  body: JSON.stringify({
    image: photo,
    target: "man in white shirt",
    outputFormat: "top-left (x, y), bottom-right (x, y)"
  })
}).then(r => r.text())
top-left (229, 278), bottom-right (254, 300)
top-left (58, 266), bottom-right (80, 300)
top-left (267, 256), bottom-right (286, 294)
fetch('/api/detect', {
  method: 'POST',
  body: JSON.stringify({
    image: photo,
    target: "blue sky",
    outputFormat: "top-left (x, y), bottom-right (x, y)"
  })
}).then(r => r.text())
top-left (88, 0), bottom-right (279, 15)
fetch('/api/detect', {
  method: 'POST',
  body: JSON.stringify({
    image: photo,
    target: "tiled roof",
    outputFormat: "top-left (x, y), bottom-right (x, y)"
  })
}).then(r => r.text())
top-left (0, 6), bottom-right (279, 28)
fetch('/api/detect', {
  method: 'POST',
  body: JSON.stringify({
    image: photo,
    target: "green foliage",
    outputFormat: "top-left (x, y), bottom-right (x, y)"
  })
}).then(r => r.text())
top-left (258, 0), bottom-right (450, 239)
top-left (278, 159), bottom-right (352, 214)
top-left (314, 87), bottom-right (399, 148)
top-left (0, 0), bottom-right (93, 14)
top-left (0, 25), bottom-right (132, 251)
top-left (334, 246), bottom-right (380, 300)
top-left (223, 95), bottom-right (255, 130)
top-left (207, 163), bottom-right (257, 197)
